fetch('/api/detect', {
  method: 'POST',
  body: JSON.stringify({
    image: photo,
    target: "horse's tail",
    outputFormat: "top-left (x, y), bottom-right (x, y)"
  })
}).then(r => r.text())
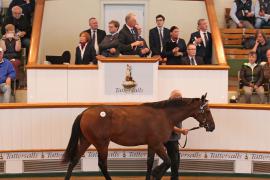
top-left (62, 113), bottom-right (83, 163)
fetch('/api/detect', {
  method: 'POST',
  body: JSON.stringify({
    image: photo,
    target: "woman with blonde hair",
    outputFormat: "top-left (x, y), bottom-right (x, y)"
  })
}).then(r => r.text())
top-left (0, 24), bottom-right (21, 81)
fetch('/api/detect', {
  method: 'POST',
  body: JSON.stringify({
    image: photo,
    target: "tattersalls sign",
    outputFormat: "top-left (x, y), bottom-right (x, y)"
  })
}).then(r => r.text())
top-left (99, 59), bottom-right (158, 102)
top-left (105, 63), bottom-right (153, 95)
top-left (116, 64), bottom-right (144, 94)
top-left (2, 150), bottom-right (270, 161)
top-left (2, 150), bottom-right (270, 174)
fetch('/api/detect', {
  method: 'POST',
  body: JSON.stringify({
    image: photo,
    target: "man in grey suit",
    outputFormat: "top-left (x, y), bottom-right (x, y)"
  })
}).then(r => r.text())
top-left (99, 20), bottom-right (120, 57)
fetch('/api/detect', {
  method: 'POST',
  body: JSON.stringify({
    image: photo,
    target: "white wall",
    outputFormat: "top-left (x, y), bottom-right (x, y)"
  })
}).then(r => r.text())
top-left (214, 0), bottom-right (234, 28)
top-left (1, 106), bottom-right (270, 151)
top-left (27, 67), bottom-right (228, 103)
top-left (38, 0), bottom-right (208, 64)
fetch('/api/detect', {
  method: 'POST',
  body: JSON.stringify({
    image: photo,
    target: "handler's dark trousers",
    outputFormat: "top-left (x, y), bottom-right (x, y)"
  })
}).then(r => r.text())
top-left (164, 140), bottom-right (180, 180)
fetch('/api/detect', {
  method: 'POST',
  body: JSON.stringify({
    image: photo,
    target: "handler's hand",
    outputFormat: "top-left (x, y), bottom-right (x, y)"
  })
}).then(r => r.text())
top-left (181, 128), bottom-right (189, 135)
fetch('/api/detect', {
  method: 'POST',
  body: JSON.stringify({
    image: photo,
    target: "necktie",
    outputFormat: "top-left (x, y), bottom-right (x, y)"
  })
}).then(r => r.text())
top-left (204, 32), bottom-right (208, 46)
top-left (92, 30), bottom-right (96, 45)
top-left (159, 28), bottom-right (163, 51)
top-left (131, 28), bottom-right (137, 40)
top-left (191, 57), bottom-right (195, 65)
top-left (92, 30), bottom-right (99, 54)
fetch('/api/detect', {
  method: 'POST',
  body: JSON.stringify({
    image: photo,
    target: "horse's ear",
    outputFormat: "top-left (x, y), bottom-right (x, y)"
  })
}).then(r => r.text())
top-left (201, 95), bottom-right (204, 100)
top-left (201, 93), bottom-right (207, 102)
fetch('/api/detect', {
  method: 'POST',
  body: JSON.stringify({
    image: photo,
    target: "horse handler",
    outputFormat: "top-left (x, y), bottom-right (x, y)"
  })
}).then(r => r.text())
top-left (163, 90), bottom-right (189, 180)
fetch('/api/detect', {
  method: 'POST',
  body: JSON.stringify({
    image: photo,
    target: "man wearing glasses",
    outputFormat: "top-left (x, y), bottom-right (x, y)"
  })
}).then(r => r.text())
top-left (181, 43), bottom-right (204, 65)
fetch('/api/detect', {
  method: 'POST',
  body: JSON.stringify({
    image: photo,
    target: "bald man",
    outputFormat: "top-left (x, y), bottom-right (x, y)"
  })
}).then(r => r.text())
top-left (148, 90), bottom-right (188, 180)
top-left (118, 13), bottom-right (147, 56)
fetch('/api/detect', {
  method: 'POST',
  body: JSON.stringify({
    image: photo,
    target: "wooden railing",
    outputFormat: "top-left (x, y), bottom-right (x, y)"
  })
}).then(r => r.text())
top-left (158, 65), bottom-right (229, 70)
top-left (28, 0), bottom-right (45, 65)
top-left (205, 0), bottom-right (227, 65)
top-left (0, 102), bottom-right (270, 110)
top-left (2, 148), bottom-right (270, 154)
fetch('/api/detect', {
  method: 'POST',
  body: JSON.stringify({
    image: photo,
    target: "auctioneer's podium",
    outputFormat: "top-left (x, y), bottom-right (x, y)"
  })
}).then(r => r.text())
top-left (98, 56), bottom-right (159, 102)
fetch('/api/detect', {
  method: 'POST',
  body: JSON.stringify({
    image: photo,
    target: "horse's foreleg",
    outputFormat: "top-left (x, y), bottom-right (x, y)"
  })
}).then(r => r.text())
top-left (151, 144), bottom-right (171, 180)
top-left (65, 137), bottom-right (90, 180)
top-left (146, 146), bottom-right (155, 180)
top-left (97, 143), bottom-right (112, 180)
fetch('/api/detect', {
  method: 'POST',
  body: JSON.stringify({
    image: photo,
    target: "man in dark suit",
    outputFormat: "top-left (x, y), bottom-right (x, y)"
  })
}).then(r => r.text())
top-left (149, 14), bottom-right (170, 57)
top-left (189, 19), bottom-right (212, 64)
top-left (162, 26), bottom-right (187, 65)
top-left (99, 20), bottom-right (120, 57)
top-left (118, 13), bottom-right (149, 56)
top-left (181, 44), bottom-right (204, 65)
top-left (84, 17), bottom-right (106, 55)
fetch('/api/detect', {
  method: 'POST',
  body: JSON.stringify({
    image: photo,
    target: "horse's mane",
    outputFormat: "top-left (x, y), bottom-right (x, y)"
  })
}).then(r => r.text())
top-left (143, 98), bottom-right (199, 109)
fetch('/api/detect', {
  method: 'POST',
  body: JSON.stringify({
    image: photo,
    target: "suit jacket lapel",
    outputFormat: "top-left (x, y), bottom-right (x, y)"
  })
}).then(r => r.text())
top-left (124, 25), bottom-right (134, 41)
top-left (82, 43), bottom-right (89, 61)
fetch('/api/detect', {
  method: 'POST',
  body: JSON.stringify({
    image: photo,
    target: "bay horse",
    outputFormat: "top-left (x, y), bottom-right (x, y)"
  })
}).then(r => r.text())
top-left (63, 94), bottom-right (215, 180)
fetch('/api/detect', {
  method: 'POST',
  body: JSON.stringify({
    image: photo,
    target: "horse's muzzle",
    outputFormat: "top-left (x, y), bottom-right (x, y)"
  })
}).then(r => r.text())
top-left (206, 123), bottom-right (215, 132)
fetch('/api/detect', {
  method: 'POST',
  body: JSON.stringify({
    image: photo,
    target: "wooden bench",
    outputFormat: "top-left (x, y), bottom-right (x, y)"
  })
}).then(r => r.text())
top-left (224, 48), bottom-right (250, 60)
top-left (221, 29), bottom-right (270, 49)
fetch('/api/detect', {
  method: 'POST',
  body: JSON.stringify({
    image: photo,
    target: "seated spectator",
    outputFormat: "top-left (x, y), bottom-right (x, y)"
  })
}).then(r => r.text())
top-left (229, 0), bottom-right (254, 29)
top-left (240, 51), bottom-right (265, 104)
top-left (252, 30), bottom-right (270, 64)
top-left (84, 17), bottom-right (106, 55)
top-left (181, 44), bottom-right (204, 65)
top-left (2, 6), bottom-right (31, 56)
top-left (7, 0), bottom-right (35, 25)
top-left (189, 19), bottom-right (212, 64)
top-left (0, 47), bottom-right (16, 103)
top-left (134, 24), bottom-right (150, 57)
top-left (118, 13), bottom-right (146, 56)
top-left (0, 24), bottom-right (21, 80)
top-left (99, 20), bottom-right (120, 57)
top-left (162, 26), bottom-right (187, 65)
top-left (75, 32), bottom-right (97, 65)
top-left (262, 49), bottom-right (270, 83)
top-left (254, 0), bottom-right (270, 28)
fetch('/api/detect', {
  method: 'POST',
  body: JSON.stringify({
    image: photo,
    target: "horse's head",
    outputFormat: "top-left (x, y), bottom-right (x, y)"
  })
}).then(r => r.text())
top-left (192, 93), bottom-right (215, 132)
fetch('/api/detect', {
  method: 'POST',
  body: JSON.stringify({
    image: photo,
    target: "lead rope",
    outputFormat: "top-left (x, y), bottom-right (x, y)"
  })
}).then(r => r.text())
top-left (179, 126), bottom-right (202, 148)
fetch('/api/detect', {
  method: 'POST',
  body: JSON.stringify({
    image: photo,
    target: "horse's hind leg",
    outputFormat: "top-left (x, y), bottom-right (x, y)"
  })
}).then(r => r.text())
top-left (151, 144), bottom-right (171, 180)
top-left (97, 143), bottom-right (112, 180)
top-left (65, 137), bottom-right (90, 180)
top-left (146, 146), bottom-right (155, 180)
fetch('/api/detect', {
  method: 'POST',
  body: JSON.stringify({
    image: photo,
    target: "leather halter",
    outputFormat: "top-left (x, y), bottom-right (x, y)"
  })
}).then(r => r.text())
top-left (179, 102), bottom-right (208, 148)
